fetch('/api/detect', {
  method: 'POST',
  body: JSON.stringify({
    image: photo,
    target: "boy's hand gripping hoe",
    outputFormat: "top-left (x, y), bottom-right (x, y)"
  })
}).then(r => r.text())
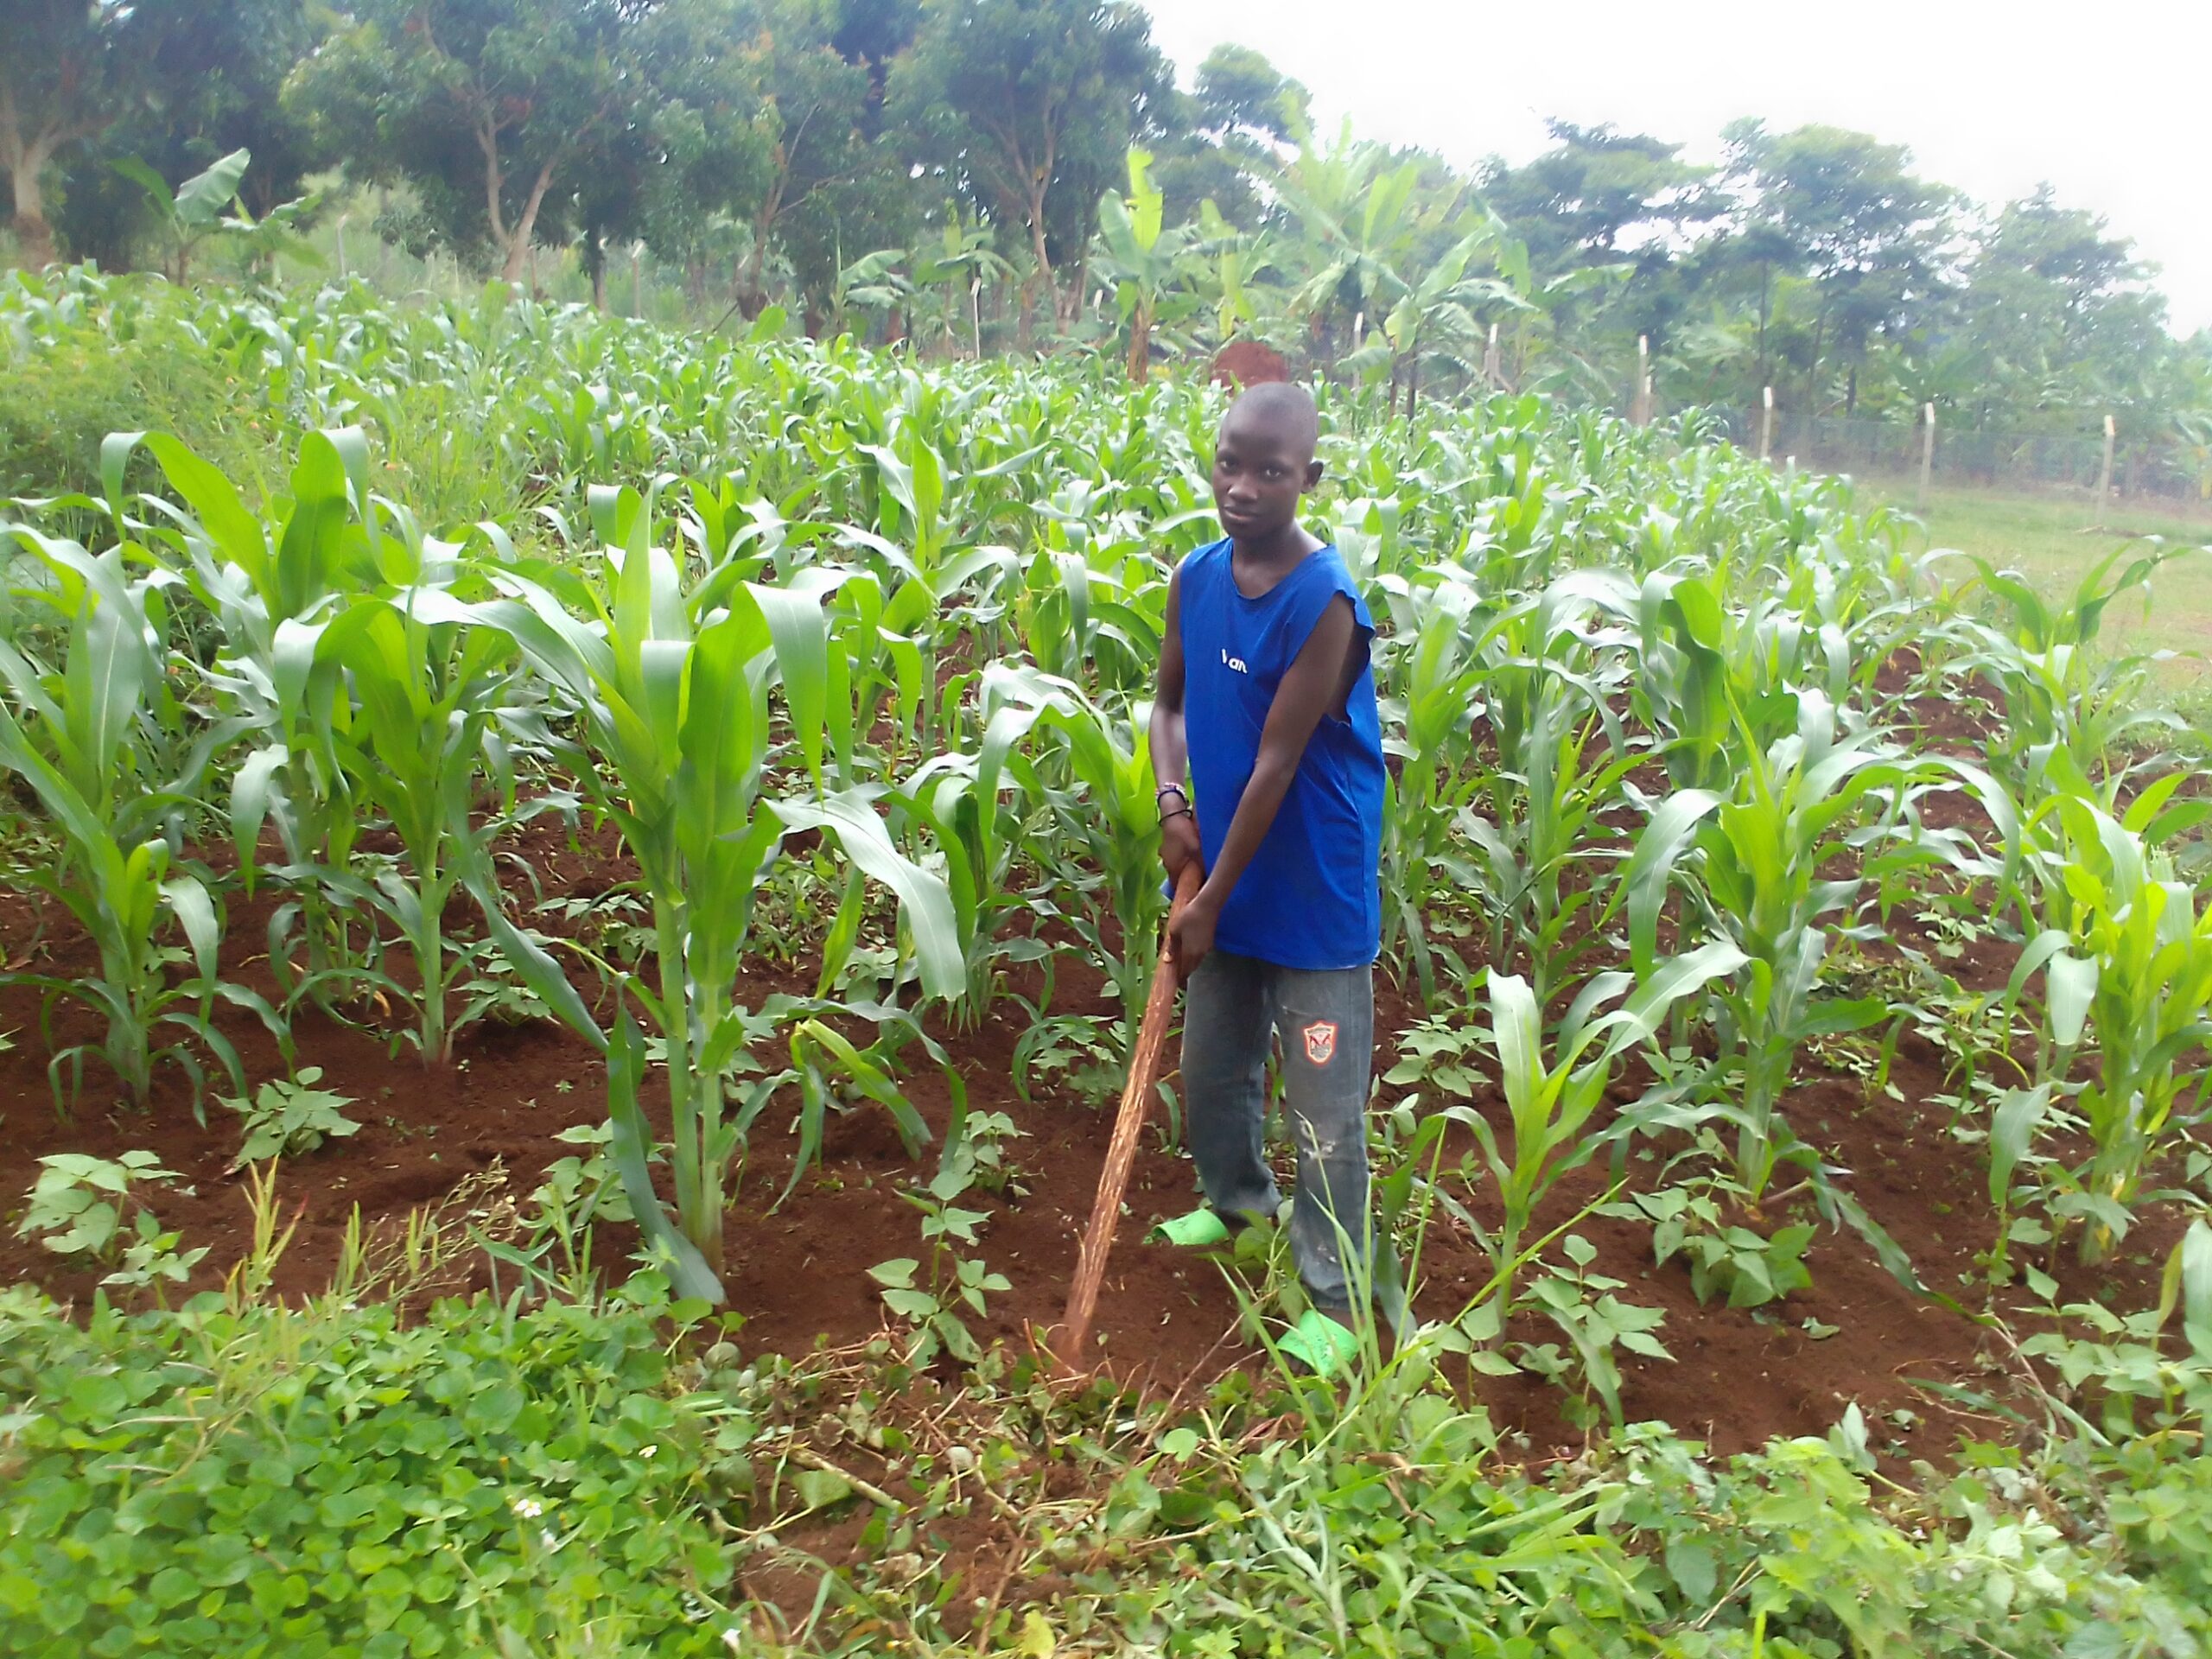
top-left (1049, 861), bottom-right (1203, 1368)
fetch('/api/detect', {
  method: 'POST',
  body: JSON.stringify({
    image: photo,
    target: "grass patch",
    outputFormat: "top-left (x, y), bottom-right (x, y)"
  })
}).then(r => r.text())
top-left (1864, 480), bottom-right (2212, 677)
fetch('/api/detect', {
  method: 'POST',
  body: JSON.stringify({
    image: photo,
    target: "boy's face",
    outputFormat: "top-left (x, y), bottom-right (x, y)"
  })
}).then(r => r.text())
top-left (1211, 408), bottom-right (1321, 544)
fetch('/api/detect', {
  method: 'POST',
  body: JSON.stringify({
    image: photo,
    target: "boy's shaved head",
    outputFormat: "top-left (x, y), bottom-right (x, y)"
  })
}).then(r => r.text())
top-left (1223, 382), bottom-right (1319, 462)
top-left (1211, 380), bottom-right (1323, 549)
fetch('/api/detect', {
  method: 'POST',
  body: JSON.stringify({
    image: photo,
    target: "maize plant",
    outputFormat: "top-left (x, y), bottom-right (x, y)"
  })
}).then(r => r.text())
top-left (2007, 791), bottom-right (2212, 1265)
top-left (474, 484), bottom-right (958, 1300)
top-left (6, 270), bottom-right (2212, 1377)
top-left (125, 427), bottom-right (392, 1010)
top-left (1039, 683), bottom-right (1178, 1046)
top-left (1465, 945), bottom-right (1744, 1319)
top-left (1948, 547), bottom-right (2190, 794)
top-left (1372, 568), bottom-right (1489, 1006)
top-left (881, 669), bottom-right (1059, 1026)
top-left (315, 588), bottom-right (542, 1063)
top-left (1629, 690), bottom-right (1930, 1200)
top-left (0, 529), bottom-right (253, 1107)
top-left (1461, 575), bottom-right (1637, 1009)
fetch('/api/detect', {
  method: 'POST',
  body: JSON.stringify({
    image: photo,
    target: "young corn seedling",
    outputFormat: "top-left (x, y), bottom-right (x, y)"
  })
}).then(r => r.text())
top-left (0, 528), bottom-right (256, 1108)
top-left (884, 675), bottom-right (1056, 1027)
top-left (1463, 590), bottom-right (1638, 1012)
top-left (1949, 545), bottom-right (2194, 791)
top-left (1371, 569), bottom-right (1489, 1006)
top-left (2018, 794), bottom-right (2212, 1266)
top-left (1630, 690), bottom-right (1925, 1201)
top-left (1465, 944), bottom-right (1744, 1321)
top-left (316, 588), bottom-right (541, 1063)
top-left (474, 483), bottom-right (959, 1301)
top-left (1019, 671), bottom-right (1171, 1049)
top-left (132, 428), bottom-right (397, 1017)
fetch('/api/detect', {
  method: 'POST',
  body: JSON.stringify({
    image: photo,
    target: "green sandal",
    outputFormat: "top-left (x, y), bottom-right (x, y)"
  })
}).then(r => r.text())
top-left (1150, 1207), bottom-right (1239, 1248)
top-left (1278, 1309), bottom-right (1361, 1380)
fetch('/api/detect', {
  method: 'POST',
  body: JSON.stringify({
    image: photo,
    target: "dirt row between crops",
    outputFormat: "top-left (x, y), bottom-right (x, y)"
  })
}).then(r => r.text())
top-left (0, 728), bottom-right (2183, 1485)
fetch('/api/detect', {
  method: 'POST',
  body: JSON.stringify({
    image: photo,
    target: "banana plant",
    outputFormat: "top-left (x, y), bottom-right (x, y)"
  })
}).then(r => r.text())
top-left (911, 204), bottom-right (1013, 357)
top-left (1344, 213), bottom-right (1529, 418)
top-left (0, 528), bottom-right (255, 1107)
top-left (1092, 147), bottom-right (1206, 382)
top-left (474, 484), bottom-right (960, 1300)
top-left (110, 147), bottom-right (252, 286)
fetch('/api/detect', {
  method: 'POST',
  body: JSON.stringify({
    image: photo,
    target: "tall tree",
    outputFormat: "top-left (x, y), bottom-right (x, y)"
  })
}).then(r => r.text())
top-left (288, 0), bottom-right (642, 284)
top-left (1481, 120), bottom-right (1717, 371)
top-left (1719, 121), bottom-right (1955, 414)
top-left (1939, 185), bottom-right (2168, 429)
top-left (887, 0), bottom-right (1170, 328)
top-left (0, 0), bottom-right (149, 269)
top-left (729, 0), bottom-right (881, 317)
top-left (829, 0), bottom-right (919, 105)
top-left (1684, 217), bottom-right (1803, 392)
top-left (1483, 121), bottom-right (1713, 273)
top-left (1151, 42), bottom-right (1305, 231)
top-left (1192, 43), bottom-right (1307, 143)
top-left (592, 0), bottom-right (775, 309)
top-left (54, 0), bottom-right (325, 271)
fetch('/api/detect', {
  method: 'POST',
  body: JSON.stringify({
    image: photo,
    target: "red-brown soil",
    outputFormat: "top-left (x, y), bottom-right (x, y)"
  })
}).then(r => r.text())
top-left (0, 798), bottom-right (2178, 1478)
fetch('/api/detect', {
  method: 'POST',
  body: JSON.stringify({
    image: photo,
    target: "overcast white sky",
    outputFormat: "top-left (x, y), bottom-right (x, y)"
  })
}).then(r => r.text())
top-left (1142, 0), bottom-right (2212, 335)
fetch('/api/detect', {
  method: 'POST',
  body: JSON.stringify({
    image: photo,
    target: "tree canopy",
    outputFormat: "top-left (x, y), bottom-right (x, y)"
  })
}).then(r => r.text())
top-left (0, 0), bottom-right (2202, 452)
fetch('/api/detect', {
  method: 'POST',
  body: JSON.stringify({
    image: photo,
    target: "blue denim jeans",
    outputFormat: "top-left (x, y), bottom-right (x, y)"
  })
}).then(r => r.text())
top-left (1179, 950), bottom-right (1374, 1312)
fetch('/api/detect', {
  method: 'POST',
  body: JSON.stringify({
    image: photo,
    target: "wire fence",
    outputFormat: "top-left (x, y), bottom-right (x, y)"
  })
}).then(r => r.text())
top-left (1707, 408), bottom-right (2212, 508)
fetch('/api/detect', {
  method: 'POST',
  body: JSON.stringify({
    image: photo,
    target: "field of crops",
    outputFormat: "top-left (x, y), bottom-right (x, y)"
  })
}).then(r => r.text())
top-left (5, 267), bottom-right (2212, 1655)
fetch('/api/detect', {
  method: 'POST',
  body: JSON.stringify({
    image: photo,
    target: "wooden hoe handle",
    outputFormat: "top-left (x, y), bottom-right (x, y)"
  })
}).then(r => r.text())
top-left (1052, 860), bottom-right (1204, 1366)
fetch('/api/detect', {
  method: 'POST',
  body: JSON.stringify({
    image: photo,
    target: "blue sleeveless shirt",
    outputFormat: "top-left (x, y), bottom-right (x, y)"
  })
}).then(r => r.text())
top-left (1177, 538), bottom-right (1385, 970)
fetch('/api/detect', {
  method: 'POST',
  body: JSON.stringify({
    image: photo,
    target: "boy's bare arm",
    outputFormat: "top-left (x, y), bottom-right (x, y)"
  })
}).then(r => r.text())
top-left (1150, 567), bottom-right (1202, 879)
top-left (1172, 594), bottom-right (1357, 972)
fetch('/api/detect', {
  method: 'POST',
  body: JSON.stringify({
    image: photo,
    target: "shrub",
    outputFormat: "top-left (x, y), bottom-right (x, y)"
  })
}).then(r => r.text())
top-left (0, 324), bottom-right (271, 505)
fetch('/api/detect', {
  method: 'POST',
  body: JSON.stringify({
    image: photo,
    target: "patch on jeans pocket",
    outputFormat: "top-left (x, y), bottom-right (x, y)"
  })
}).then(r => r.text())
top-left (1300, 1020), bottom-right (1338, 1066)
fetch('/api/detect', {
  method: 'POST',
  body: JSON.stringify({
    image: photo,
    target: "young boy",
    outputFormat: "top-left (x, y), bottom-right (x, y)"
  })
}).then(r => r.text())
top-left (1147, 382), bottom-right (1387, 1377)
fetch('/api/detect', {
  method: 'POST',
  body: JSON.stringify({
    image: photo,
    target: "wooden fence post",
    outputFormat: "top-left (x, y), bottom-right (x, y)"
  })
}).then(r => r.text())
top-left (1632, 335), bottom-right (1649, 423)
top-left (1484, 321), bottom-right (1501, 390)
top-left (2094, 413), bottom-right (2116, 522)
top-left (1758, 385), bottom-right (1774, 463)
top-left (1918, 403), bottom-right (1936, 504)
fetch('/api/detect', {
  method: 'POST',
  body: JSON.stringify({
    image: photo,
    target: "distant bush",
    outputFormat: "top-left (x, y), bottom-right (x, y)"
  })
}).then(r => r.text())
top-left (0, 315), bottom-right (275, 505)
